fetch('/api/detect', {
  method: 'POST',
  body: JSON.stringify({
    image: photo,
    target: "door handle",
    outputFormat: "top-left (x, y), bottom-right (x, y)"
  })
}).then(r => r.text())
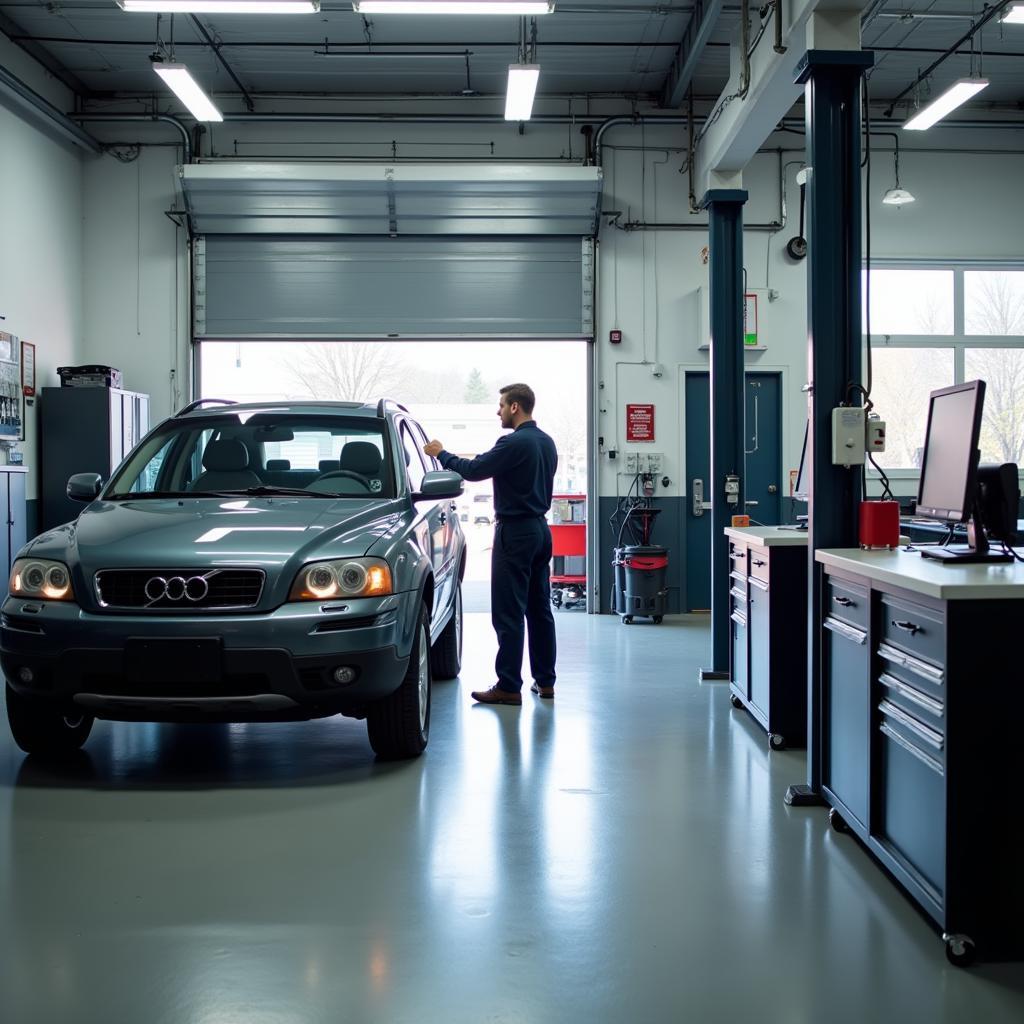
top-left (692, 479), bottom-right (712, 517)
top-left (439, 512), bottom-right (447, 525)
top-left (744, 500), bottom-right (759, 506)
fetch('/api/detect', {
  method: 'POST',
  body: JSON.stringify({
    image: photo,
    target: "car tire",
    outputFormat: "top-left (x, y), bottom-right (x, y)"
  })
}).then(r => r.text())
top-left (367, 604), bottom-right (431, 760)
top-left (5, 684), bottom-right (94, 758)
top-left (430, 582), bottom-right (463, 680)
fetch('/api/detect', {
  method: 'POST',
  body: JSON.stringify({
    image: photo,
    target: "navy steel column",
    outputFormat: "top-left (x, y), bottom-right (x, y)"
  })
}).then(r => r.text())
top-left (786, 50), bottom-right (874, 805)
top-left (698, 188), bottom-right (747, 680)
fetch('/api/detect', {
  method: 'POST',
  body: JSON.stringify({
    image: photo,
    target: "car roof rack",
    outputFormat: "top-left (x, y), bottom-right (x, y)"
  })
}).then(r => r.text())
top-left (375, 398), bottom-right (410, 418)
top-left (175, 398), bottom-right (238, 417)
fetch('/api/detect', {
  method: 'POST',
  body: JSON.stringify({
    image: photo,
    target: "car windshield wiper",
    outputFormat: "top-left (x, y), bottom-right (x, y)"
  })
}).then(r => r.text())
top-left (105, 490), bottom-right (198, 500)
top-left (196, 486), bottom-right (335, 498)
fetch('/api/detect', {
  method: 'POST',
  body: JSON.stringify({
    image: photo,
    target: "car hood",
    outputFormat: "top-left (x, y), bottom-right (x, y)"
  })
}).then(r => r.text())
top-left (26, 497), bottom-right (409, 572)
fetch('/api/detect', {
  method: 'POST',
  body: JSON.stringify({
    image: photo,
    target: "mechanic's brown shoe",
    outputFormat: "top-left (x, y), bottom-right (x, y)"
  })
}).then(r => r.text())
top-left (530, 683), bottom-right (555, 699)
top-left (471, 685), bottom-right (522, 706)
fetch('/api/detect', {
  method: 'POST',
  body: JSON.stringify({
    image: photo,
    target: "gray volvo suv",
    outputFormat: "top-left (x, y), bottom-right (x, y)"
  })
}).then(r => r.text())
top-left (2, 399), bottom-right (466, 760)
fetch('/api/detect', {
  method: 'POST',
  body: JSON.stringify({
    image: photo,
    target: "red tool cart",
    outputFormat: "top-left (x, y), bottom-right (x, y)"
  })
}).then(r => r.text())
top-left (549, 494), bottom-right (586, 609)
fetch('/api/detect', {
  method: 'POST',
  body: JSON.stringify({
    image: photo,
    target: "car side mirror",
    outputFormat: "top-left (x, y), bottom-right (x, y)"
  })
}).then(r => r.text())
top-left (67, 473), bottom-right (103, 502)
top-left (413, 470), bottom-right (464, 502)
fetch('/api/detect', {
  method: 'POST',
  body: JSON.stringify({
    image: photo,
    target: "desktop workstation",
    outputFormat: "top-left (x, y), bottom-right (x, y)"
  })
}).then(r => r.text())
top-left (815, 380), bottom-right (1024, 965)
top-left (729, 379), bottom-right (1024, 965)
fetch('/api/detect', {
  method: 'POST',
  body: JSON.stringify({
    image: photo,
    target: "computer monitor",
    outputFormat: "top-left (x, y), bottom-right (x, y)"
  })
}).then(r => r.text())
top-left (976, 463), bottom-right (1020, 545)
top-left (793, 421), bottom-right (809, 503)
top-left (917, 380), bottom-right (1012, 563)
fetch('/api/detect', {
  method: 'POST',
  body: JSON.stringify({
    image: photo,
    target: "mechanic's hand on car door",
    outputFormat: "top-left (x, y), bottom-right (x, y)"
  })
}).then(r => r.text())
top-left (423, 440), bottom-right (443, 459)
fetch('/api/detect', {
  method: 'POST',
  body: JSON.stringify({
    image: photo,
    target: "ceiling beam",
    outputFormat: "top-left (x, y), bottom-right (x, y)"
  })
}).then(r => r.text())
top-left (659, 0), bottom-right (727, 109)
top-left (0, 11), bottom-right (91, 98)
top-left (188, 15), bottom-right (255, 112)
top-left (4, 36), bottom-right (690, 50)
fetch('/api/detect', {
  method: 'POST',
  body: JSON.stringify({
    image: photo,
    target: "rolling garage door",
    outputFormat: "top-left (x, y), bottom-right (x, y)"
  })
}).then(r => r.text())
top-left (194, 236), bottom-right (593, 340)
top-left (183, 163), bottom-right (601, 341)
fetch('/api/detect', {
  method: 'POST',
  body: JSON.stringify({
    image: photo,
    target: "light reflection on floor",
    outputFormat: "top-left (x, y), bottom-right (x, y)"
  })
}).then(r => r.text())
top-left (1, 613), bottom-right (1022, 1023)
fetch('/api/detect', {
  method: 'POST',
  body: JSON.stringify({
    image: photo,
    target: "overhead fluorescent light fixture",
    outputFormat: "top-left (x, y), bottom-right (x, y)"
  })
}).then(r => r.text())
top-left (119, 1), bottom-right (318, 12)
top-left (882, 188), bottom-right (915, 206)
top-left (1002, 4), bottom-right (1024, 24)
top-left (152, 63), bottom-right (223, 122)
top-left (352, 1), bottom-right (553, 14)
top-left (902, 78), bottom-right (989, 131)
top-left (504, 64), bottom-right (539, 121)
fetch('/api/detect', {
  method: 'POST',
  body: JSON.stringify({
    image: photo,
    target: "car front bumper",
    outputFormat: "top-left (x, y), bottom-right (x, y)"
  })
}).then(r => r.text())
top-left (0, 591), bottom-right (418, 722)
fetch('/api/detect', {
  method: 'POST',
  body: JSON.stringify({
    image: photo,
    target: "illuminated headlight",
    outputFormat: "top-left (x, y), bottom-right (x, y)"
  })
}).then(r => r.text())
top-left (10, 558), bottom-right (76, 601)
top-left (289, 558), bottom-right (392, 601)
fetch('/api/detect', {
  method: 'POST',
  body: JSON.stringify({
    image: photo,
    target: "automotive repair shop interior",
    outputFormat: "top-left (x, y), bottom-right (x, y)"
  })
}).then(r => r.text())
top-left (2, 0), bottom-right (1024, 1020)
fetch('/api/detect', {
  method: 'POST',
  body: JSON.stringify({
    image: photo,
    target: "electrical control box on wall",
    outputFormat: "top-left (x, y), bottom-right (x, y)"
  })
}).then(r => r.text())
top-left (831, 407), bottom-right (866, 466)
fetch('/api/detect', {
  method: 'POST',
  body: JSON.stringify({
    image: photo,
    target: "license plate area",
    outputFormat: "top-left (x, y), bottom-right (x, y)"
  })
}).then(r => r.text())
top-left (124, 638), bottom-right (222, 684)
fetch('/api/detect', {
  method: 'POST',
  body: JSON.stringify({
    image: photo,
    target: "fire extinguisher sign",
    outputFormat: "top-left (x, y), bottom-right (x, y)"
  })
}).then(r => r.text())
top-left (626, 404), bottom-right (655, 442)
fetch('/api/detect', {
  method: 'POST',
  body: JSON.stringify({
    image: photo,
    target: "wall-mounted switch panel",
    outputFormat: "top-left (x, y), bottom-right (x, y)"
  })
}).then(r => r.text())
top-left (832, 407), bottom-right (866, 466)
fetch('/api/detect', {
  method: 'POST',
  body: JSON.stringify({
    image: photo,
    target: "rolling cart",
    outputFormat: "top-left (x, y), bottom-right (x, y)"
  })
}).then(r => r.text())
top-left (549, 494), bottom-right (586, 610)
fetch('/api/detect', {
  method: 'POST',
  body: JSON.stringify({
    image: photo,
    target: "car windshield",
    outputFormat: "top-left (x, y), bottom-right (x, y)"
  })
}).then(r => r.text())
top-left (105, 412), bottom-right (397, 500)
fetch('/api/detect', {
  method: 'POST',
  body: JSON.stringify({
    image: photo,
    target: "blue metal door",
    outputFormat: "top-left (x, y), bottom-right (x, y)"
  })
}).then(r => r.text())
top-left (683, 372), bottom-right (782, 612)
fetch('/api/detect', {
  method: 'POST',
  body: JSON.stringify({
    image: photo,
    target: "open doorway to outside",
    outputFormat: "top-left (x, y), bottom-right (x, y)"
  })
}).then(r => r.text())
top-left (198, 340), bottom-right (590, 613)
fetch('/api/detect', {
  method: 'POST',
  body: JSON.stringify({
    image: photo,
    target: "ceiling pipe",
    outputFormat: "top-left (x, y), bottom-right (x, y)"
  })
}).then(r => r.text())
top-left (70, 112), bottom-right (192, 161)
top-left (68, 109), bottom-right (1024, 166)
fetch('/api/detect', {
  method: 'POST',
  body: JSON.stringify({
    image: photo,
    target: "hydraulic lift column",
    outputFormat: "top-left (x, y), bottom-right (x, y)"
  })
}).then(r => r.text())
top-left (786, 49), bottom-right (874, 805)
top-left (698, 188), bottom-right (747, 681)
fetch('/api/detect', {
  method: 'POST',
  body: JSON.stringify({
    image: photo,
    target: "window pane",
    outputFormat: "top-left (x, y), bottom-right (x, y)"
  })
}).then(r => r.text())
top-left (964, 271), bottom-right (1024, 336)
top-left (863, 269), bottom-right (954, 335)
top-left (869, 348), bottom-right (955, 468)
top-left (965, 349), bottom-right (1024, 464)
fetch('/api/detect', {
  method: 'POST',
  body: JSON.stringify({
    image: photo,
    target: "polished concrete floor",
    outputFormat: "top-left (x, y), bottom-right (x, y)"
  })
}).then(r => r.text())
top-left (2, 613), bottom-right (1023, 1023)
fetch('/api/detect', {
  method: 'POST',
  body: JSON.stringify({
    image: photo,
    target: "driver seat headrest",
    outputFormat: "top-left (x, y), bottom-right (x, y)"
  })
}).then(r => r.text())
top-left (339, 441), bottom-right (383, 476)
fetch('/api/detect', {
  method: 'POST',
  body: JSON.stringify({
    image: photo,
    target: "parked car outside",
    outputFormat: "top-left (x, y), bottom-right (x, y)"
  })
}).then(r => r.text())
top-left (2, 399), bottom-right (466, 760)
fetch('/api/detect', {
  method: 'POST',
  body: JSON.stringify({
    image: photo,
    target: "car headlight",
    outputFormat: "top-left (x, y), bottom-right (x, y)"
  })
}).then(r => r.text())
top-left (10, 558), bottom-right (76, 602)
top-left (289, 558), bottom-right (393, 601)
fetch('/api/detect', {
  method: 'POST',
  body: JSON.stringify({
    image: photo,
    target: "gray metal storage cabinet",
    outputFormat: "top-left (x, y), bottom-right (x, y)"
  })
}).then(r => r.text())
top-left (40, 387), bottom-right (149, 531)
top-left (0, 467), bottom-right (27, 573)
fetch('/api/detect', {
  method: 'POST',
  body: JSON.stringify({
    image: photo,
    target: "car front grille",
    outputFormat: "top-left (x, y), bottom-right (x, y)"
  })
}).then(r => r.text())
top-left (94, 569), bottom-right (266, 611)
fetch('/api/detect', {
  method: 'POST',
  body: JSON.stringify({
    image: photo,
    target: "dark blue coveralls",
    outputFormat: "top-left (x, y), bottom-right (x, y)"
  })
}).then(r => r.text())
top-left (439, 421), bottom-right (559, 694)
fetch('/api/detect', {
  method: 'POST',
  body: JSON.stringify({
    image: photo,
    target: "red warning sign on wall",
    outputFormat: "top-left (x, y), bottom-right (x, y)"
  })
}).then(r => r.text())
top-left (626, 404), bottom-right (655, 442)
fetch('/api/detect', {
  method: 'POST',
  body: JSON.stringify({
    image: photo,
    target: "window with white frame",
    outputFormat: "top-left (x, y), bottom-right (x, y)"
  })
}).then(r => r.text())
top-left (865, 265), bottom-right (1024, 472)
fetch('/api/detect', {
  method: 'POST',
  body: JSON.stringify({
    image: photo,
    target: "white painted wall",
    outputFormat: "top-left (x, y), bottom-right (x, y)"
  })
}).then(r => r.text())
top-left (74, 119), bottom-right (1024, 515)
top-left (0, 79), bottom-right (84, 505)
top-left (81, 147), bottom-right (188, 426)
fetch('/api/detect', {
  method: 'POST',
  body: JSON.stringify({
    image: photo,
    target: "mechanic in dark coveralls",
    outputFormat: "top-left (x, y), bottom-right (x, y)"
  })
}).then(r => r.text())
top-left (424, 383), bottom-right (558, 706)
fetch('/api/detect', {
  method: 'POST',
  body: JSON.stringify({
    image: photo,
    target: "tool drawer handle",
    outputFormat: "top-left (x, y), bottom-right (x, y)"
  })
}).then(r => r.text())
top-left (891, 619), bottom-right (921, 636)
top-left (833, 596), bottom-right (854, 607)
top-left (752, 559), bottom-right (766, 567)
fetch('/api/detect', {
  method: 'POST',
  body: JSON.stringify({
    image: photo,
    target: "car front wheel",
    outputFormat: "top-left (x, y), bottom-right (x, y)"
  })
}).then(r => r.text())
top-left (367, 604), bottom-right (431, 760)
top-left (5, 684), bottom-right (94, 757)
top-left (430, 582), bottom-right (463, 680)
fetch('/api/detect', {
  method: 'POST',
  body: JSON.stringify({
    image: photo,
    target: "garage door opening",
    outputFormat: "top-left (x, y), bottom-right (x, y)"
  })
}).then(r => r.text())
top-left (199, 340), bottom-right (591, 613)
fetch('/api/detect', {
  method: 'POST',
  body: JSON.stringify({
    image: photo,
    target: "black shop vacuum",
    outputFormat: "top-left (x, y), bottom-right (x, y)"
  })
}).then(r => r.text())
top-left (610, 499), bottom-right (668, 624)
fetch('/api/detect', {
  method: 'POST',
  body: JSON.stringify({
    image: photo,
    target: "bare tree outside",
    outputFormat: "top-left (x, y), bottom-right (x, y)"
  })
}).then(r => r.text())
top-left (282, 343), bottom-right (414, 401)
top-left (869, 348), bottom-right (954, 468)
top-left (964, 273), bottom-right (1024, 464)
top-left (965, 272), bottom-right (1024, 336)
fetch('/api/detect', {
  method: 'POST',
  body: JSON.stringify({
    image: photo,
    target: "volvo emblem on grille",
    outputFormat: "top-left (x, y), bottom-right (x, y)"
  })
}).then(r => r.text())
top-left (144, 572), bottom-right (216, 605)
